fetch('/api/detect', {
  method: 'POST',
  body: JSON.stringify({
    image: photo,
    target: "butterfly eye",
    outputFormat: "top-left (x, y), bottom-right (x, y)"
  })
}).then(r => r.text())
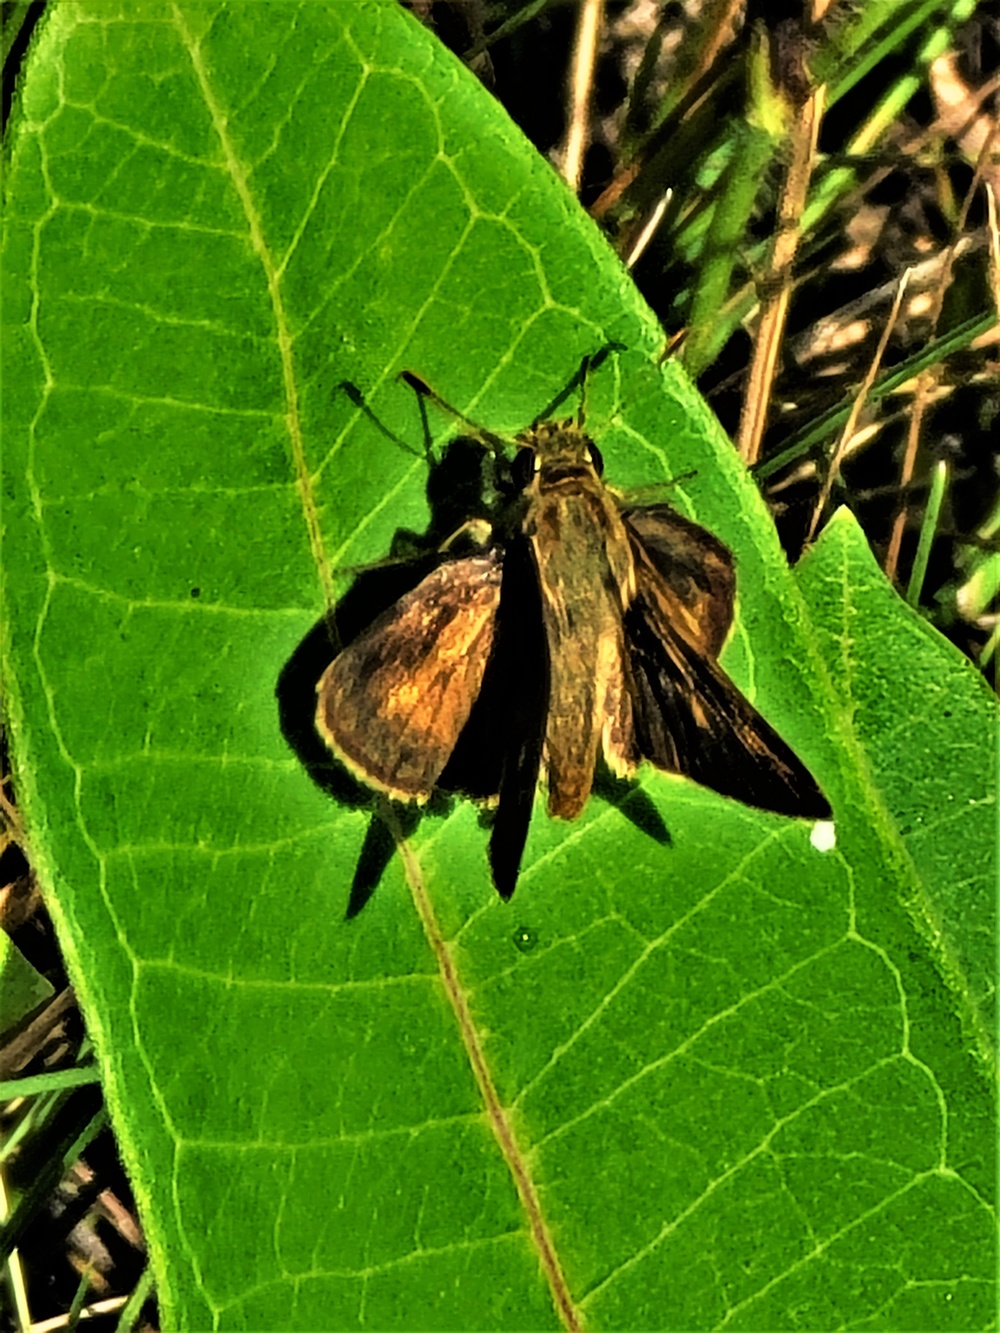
top-left (588, 441), bottom-right (604, 475)
top-left (511, 448), bottom-right (535, 491)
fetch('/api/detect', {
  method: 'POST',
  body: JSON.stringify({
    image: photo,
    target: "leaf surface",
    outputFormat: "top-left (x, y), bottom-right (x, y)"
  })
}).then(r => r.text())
top-left (1, 3), bottom-right (995, 1329)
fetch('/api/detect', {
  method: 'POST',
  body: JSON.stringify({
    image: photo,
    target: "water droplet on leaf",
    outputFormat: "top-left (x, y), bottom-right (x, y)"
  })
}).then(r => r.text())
top-left (512, 925), bottom-right (537, 953)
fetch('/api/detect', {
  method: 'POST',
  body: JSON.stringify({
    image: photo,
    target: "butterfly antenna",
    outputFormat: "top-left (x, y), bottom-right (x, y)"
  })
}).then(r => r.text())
top-left (337, 382), bottom-right (425, 459)
top-left (400, 372), bottom-right (508, 455)
top-left (577, 340), bottom-right (627, 428)
top-left (575, 354), bottom-right (595, 429)
top-left (529, 342), bottom-right (628, 427)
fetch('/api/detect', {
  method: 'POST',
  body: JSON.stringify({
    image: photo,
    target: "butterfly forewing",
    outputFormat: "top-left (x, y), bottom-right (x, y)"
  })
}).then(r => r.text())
top-left (479, 538), bottom-right (550, 899)
top-left (316, 552), bottom-right (503, 801)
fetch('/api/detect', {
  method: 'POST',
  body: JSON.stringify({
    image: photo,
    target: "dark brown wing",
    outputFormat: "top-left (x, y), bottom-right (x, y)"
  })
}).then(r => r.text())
top-left (488, 537), bottom-right (550, 898)
top-left (316, 552), bottom-right (503, 801)
top-left (624, 544), bottom-right (831, 819)
top-left (439, 537), bottom-right (550, 899)
top-left (621, 504), bottom-right (735, 658)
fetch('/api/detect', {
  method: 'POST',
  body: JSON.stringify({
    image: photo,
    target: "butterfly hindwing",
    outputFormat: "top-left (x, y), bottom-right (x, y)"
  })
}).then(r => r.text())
top-left (621, 504), bottom-right (735, 658)
top-left (624, 541), bottom-right (831, 819)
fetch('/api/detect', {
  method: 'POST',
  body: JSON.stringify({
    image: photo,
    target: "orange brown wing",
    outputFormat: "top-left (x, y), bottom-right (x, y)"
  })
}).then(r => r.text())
top-left (316, 551), bottom-right (503, 801)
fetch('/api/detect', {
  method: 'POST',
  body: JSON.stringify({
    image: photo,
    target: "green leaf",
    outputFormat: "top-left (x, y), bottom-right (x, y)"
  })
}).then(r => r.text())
top-left (0, 931), bottom-right (54, 1031)
top-left (796, 508), bottom-right (996, 1075)
top-left (1, 3), bottom-right (994, 1330)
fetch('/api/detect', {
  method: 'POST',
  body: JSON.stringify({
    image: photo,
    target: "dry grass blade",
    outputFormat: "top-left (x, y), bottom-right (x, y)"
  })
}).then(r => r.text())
top-left (738, 84), bottom-right (824, 466)
top-left (561, 0), bottom-right (604, 193)
top-left (806, 268), bottom-right (912, 546)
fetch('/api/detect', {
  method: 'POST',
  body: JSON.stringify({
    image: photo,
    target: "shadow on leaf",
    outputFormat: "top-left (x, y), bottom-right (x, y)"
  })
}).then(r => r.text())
top-left (276, 437), bottom-right (494, 913)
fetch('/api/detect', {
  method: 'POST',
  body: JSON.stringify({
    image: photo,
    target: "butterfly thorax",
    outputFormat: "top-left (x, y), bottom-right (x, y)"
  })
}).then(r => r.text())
top-left (515, 419), bottom-right (635, 609)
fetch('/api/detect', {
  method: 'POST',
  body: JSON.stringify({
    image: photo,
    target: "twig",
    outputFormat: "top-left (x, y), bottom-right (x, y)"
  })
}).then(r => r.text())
top-left (985, 180), bottom-right (1000, 317)
top-left (885, 122), bottom-right (1000, 580)
top-left (625, 189), bottom-right (672, 268)
top-left (561, 0), bottom-right (604, 194)
top-left (806, 268), bottom-right (911, 545)
top-left (737, 83), bottom-right (824, 465)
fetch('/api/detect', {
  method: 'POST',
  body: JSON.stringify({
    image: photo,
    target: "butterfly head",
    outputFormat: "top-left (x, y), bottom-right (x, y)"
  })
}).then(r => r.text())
top-left (512, 419), bottom-right (605, 491)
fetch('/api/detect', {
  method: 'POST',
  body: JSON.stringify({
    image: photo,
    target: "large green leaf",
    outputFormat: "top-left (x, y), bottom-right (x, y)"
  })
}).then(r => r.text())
top-left (2, 3), bottom-right (994, 1329)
